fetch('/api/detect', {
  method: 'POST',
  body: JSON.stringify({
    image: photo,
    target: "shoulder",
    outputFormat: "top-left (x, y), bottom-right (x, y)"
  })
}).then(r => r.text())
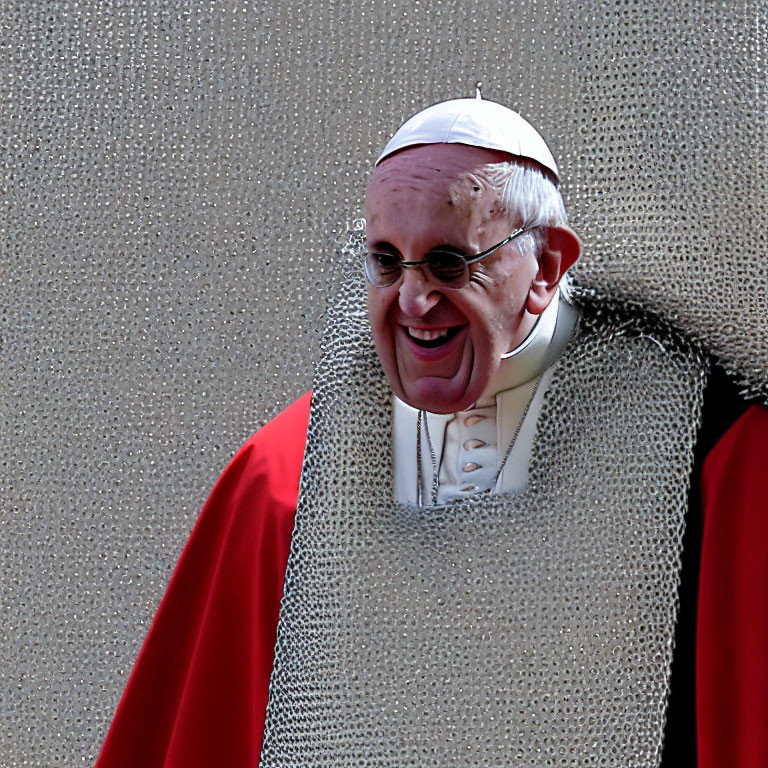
top-left (217, 391), bottom-right (312, 514)
top-left (703, 403), bottom-right (768, 489)
top-left (714, 402), bottom-right (768, 447)
top-left (248, 390), bottom-right (313, 451)
top-left (700, 403), bottom-right (768, 541)
top-left (190, 392), bottom-right (311, 549)
top-left (168, 391), bottom-right (311, 602)
top-left (238, 391), bottom-right (312, 473)
top-left (697, 403), bottom-right (768, 762)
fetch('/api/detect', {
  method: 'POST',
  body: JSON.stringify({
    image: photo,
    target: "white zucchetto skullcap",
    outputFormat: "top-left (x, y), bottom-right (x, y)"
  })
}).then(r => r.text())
top-left (376, 96), bottom-right (559, 183)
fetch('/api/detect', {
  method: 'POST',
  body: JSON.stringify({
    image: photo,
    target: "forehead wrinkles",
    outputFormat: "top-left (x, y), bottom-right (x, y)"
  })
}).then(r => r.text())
top-left (366, 162), bottom-right (456, 226)
top-left (449, 168), bottom-right (506, 232)
top-left (368, 162), bottom-right (450, 197)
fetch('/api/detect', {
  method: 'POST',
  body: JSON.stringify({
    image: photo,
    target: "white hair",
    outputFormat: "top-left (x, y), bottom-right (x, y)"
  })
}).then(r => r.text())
top-left (481, 160), bottom-right (567, 227)
top-left (480, 160), bottom-right (574, 300)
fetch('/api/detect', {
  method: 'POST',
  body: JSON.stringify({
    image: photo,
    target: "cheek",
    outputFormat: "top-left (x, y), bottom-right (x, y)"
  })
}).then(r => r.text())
top-left (463, 284), bottom-right (524, 351)
top-left (367, 286), bottom-right (386, 327)
top-left (367, 287), bottom-right (398, 347)
top-left (487, 263), bottom-right (530, 315)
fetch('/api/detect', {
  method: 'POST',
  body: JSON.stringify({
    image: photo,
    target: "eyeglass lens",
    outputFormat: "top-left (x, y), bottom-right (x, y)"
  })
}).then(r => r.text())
top-left (365, 250), bottom-right (469, 288)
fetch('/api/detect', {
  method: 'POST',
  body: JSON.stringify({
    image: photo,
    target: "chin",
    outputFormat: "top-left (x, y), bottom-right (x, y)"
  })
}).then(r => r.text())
top-left (399, 376), bottom-right (486, 414)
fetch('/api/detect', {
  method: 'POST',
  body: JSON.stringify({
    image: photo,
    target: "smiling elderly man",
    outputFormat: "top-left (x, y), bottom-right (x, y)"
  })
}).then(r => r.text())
top-left (366, 143), bottom-right (578, 413)
top-left (96, 98), bottom-right (768, 768)
top-left (365, 119), bottom-right (579, 505)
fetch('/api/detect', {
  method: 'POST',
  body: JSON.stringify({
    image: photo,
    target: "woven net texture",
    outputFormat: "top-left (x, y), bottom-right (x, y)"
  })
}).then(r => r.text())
top-left (1, 0), bottom-right (765, 764)
top-left (261, 281), bottom-right (706, 767)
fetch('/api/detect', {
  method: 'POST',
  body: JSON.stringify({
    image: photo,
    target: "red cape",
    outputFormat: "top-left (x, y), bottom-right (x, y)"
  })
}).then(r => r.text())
top-left (95, 396), bottom-right (768, 767)
top-left (95, 392), bottom-right (311, 768)
top-left (698, 404), bottom-right (768, 768)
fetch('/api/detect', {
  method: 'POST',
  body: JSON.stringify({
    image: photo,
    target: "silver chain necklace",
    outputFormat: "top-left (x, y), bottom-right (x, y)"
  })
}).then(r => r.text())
top-left (416, 372), bottom-right (544, 508)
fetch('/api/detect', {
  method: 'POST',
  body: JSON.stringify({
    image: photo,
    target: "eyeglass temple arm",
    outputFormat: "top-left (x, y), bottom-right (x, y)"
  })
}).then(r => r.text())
top-left (463, 227), bottom-right (527, 265)
top-left (393, 227), bottom-right (529, 268)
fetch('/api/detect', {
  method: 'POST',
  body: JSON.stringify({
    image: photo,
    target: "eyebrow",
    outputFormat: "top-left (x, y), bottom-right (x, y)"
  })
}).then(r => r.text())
top-left (429, 244), bottom-right (468, 255)
top-left (366, 241), bottom-right (399, 254)
top-left (367, 241), bottom-right (470, 256)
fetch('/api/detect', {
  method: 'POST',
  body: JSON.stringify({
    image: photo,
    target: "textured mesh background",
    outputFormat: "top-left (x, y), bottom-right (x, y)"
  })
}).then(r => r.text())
top-left (261, 279), bottom-right (706, 767)
top-left (1, 0), bottom-right (764, 764)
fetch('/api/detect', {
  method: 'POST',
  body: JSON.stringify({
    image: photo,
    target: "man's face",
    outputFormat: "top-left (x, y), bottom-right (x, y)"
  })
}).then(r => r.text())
top-left (365, 143), bottom-right (542, 414)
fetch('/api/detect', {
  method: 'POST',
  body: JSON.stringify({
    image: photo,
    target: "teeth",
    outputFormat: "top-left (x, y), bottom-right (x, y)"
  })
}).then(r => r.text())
top-left (408, 327), bottom-right (449, 341)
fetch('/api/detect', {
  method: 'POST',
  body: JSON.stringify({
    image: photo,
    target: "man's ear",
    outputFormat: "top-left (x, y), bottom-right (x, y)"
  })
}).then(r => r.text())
top-left (526, 226), bottom-right (581, 315)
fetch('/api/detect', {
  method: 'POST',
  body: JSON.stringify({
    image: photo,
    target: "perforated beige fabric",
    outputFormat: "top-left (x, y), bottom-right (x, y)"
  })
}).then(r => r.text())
top-left (2, 0), bottom-right (765, 764)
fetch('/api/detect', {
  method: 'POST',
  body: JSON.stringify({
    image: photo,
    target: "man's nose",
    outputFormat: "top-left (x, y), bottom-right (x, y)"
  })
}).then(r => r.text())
top-left (397, 265), bottom-right (442, 317)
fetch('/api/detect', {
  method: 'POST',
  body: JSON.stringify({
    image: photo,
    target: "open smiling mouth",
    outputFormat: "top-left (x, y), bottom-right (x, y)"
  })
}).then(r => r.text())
top-left (406, 326), bottom-right (464, 348)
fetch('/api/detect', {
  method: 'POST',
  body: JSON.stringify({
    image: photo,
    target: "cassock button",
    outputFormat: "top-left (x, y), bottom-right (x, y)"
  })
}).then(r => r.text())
top-left (463, 439), bottom-right (486, 450)
top-left (462, 462), bottom-right (481, 472)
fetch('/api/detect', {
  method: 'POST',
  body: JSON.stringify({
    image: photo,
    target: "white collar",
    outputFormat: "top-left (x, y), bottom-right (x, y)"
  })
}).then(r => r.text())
top-left (479, 293), bottom-right (561, 400)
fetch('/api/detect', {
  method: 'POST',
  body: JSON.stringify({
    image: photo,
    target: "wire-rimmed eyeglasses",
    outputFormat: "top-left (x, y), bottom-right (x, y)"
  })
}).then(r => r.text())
top-left (364, 226), bottom-right (532, 289)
